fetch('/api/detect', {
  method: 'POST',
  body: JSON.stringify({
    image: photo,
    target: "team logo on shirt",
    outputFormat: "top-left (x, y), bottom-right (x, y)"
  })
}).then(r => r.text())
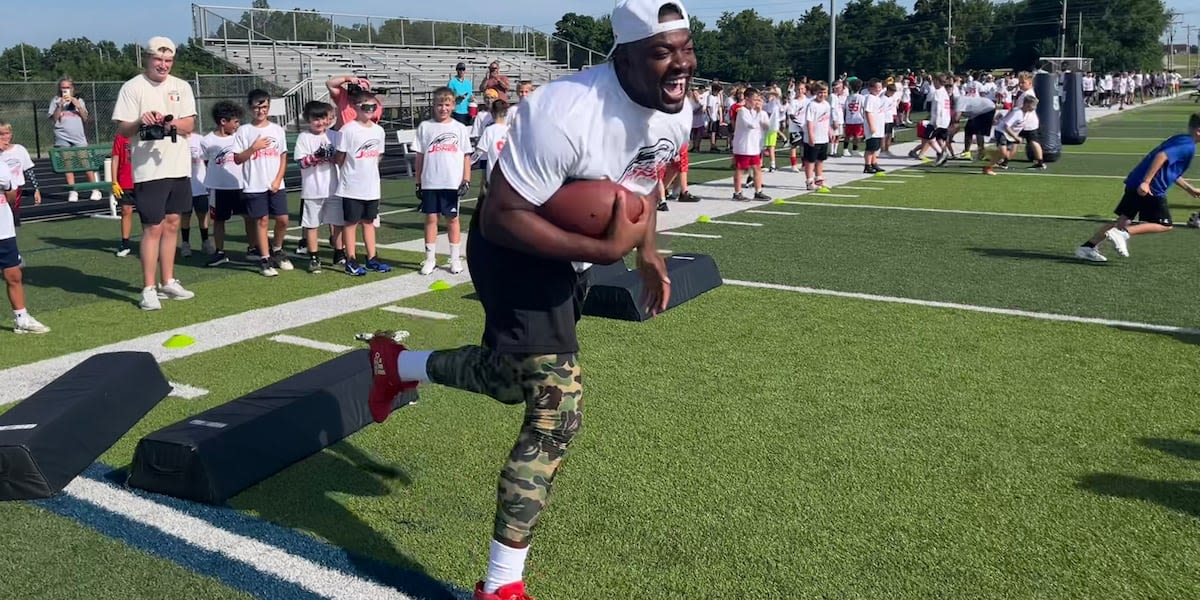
top-left (617, 138), bottom-right (678, 190)
top-left (168, 90), bottom-right (181, 103)
top-left (428, 133), bottom-right (460, 154)
top-left (214, 149), bottom-right (235, 166)
top-left (354, 139), bottom-right (383, 159)
top-left (493, 139), bottom-right (506, 154)
top-left (251, 137), bottom-right (282, 159)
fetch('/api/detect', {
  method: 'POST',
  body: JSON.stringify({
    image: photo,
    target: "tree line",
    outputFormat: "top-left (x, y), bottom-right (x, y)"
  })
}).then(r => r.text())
top-left (554, 0), bottom-right (1174, 82)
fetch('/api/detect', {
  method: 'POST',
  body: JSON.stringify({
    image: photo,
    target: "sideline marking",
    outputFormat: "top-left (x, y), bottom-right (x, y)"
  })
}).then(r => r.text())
top-left (807, 193), bottom-right (859, 198)
top-left (168, 383), bottom-right (209, 400)
top-left (706, 220), bottom-right (763, 227)
top-left (724, 279), bottom-right (1200, 336)
top-left (834, 186), bottom-right (886, 191)
top-left (777, 201), bottom-right (1102, 221)
top-left (745, 210), bottom-right (799, 216)
top-left (381, 306), bottom-right (458, 320)
top-left (661, 231), bottom-right (721, 239)
top-left (63, 477), bottom-right (418, 600)
top-left (269, 335), bottom-right (353, 353)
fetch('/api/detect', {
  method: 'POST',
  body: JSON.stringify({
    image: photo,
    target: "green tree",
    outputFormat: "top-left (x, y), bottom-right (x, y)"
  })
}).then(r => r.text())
top-left (714, 10), bottom-right (784, 82)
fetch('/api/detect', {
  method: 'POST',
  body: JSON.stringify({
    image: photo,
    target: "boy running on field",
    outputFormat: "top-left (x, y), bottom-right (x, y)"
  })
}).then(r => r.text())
top-left (415, 87), bottom-right (473, 276)
top-left (1074, 113), bottom-right (1200, 262)
top-left (983, 95), bottom-right (1037, 176)
top-left (294, 101), bottom-right (343, 273)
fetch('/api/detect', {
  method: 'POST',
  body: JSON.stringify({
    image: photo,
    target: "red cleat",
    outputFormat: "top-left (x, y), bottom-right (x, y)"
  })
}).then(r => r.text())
top-left (367, 333), bottom-right (418, 423)
top-left (473, 581), bottom-right (534, 600)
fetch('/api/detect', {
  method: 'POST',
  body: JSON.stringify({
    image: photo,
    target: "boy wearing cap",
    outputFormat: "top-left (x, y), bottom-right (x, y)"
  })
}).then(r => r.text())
top-left (112, 36), bottom-right (198, 311)
top-left (366, 1), bottom-right (692, 598)
top-left (449, 63), bottom-right (474, 127)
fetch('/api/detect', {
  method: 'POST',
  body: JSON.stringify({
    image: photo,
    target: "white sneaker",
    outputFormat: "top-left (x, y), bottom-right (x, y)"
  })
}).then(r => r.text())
top-left (448, 257), bottom-right (464, 274)
top-left (67, 191), bottom-right (79, 202)
top-left (158, 279), bottom-right (195, 300)
top-left (90, 189), bottom-right (102, 201)
top-left (1074, 246), bottom-right (1108, 262)
top-left (1105, 228), bottom-right (1130, 257)
top-left (139, 287), bottom-right (162, 310)
top-left (202, 239), bottom-right (216, 255)
top-left (13, 314), bottom-right (49, 334)
top-left (419, 258), bottom-right (436, 275)
top-left (115, 246), bottom-right (132, 258)
top-left (179, 242), bottom-right (192, 257)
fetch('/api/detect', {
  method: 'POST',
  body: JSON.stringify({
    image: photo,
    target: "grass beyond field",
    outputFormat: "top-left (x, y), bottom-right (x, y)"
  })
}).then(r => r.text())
top-left (0, 98), bottom-right (1198, 600)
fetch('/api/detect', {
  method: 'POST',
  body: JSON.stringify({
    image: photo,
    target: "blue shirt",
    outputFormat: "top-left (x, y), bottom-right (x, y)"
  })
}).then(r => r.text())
top-left (1125, 134), bottom-right (1196, 197)
top-left (448, 78), bottom-right (473, 115)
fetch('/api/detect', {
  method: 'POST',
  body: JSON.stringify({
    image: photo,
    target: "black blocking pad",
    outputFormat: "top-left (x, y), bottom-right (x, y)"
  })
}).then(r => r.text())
top-left (1031, 72), bottom-right (1063, 162)
top-left (0, 352), bottom-right (171, 501)
top-left (583, 253), bottom-right (723, 322)
top-left (1061, 71), bottom-right (1088, 145)
top-left (127, 349), bottom-right (415, 505)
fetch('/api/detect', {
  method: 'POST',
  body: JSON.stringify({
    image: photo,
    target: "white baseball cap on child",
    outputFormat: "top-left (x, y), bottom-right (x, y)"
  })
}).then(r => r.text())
top-left (608, 0), bottom-right (690, 57)
top-left (146, 36), bottom-right (177, 56)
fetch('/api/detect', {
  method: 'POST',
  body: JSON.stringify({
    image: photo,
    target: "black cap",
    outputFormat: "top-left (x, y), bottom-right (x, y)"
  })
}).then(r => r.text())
top-left (456, 62), bottom-right (466, 71)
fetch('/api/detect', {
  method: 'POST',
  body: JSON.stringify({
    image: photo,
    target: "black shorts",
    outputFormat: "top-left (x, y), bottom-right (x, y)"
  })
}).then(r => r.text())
top-left (788, 132), bottom-right (804, 148)
top-left (117, 190), bottom-right (137, 207)
top-left (467, 192), bottom-right (587, 355)
top-left (0, 237), bottom-right (20, 270)
top-left (923, 126), bottom-right (949, 141)
top-left (210, 189), bottom-right (246, 221)
top-left (133, 177), bottom-right (192, 225)
top-left (244, 190), bottom-right (288, 219)
top-left (802, 143), bottom-right (828, 163)
top-left (342, 198), bottom-right (379, 223)
top-left (966, 111), bottom-right (995, 137)
top-left (191, 194), bottom-right (209, 216)
top-left (1114, 186), bottom-right (1172, 226)
top-left (865, 138), bottom-right (883, 153)
top-left (884, 123), bottom-right (895, 138)
top-left (1021, 129), bottom-right (1039, 142)
top-left (419, 189), bottom-right (461, 217)
top-left (992, 132), bottom-right (1018, 147)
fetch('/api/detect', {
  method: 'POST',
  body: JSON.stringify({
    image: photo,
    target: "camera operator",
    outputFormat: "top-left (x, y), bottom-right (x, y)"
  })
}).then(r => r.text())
top-left (111, 36), bottom-right (198, 311)
top-left (326, 75), bottom-right (383, 130)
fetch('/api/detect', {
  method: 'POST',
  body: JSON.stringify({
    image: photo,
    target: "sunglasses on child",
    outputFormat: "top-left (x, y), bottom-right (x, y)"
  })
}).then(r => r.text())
top-left (358, 103), bottom-right (377, 111)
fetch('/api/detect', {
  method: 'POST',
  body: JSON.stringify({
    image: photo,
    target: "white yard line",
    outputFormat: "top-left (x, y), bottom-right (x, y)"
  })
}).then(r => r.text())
top-left (809, 193), bottom-right (860, 198)
top-left (380, 306), bottom-right (458, 320)
top-left (64, 478), bottom-right (417, 600)
top-left (269, 335), bottom-right (353, 353)
top-left (776, 201), bottom-right (1101, 221)
top-left (872, 179), bottom-right (908, 184)
top-left (724, 279), bottom-right (1200, 336)
top-left (745, 210), bottom-right (799, 216)
top-left (704, 219), bottom-right (763, 227)
top-left (833, 186), bottom-right (886, 191)
top-left (660, 231), bottom-right (722, 239)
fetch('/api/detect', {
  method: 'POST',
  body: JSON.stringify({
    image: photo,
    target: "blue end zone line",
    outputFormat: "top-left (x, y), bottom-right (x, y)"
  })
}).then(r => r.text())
top-left (34, 464), bottom-right (472, 600)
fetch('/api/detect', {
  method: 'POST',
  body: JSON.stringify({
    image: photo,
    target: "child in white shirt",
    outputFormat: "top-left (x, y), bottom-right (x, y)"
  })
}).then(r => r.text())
top-left (182, 132), bottom-right (211, 257)
top-left (335, 89), bottom-right (391, 276)
top-left (415, 87), bottom-right (473, 275)
top-left (0, 162), bottom-right (48, 333)
top-left (803, 82), bottom-right (832, 190)
top-left (731, 88), bottom-right (771, 201)
top-left (200, 101), bottom-right (246, 268)
top-left (294, 101), bottom-right (343, 273)
top-left (984, 95), bottom-right (1038, 175)
top-left (233, 89), bottom-right (290, 276)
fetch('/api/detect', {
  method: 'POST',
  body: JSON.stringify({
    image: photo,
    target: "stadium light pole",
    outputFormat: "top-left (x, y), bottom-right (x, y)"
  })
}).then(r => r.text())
top-left (829, 0), bottom-right (836, 84)
top-left (947, 0), bottom-right (953, 73)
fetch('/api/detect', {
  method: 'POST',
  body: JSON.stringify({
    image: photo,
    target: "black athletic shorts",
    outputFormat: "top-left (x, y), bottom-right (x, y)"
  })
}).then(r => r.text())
top-left (865, 138), bottom-right (883, 153)
top-left (923, 126), bottom-right (949, 141)
top-left (0, 237), bottom-right (20, 270)
top-left (884, 122), bottom-right (895, 138)
top-left (467, 190), bottom-right (588, 355)
top-left (419, 189), bottom-right (461, 217)
top-left (133, 177), bottom-right (192, 225)
top-left (1021, 129), bottom-right (1039, 142)
top-left (342, 198), bottom-right (379, 223)
top-left (1114, 186), bottom-right (1172, 226)
top-left (802, 143), bottom-right (828, 163)
top-left (966, 111), bottom-right (996, 137)
top-left (117, 190), bottom-right (137, 207)
top-left (244, 190), bottom-right (288, 219)
top-left (191, 194), bottom-right (209, 217)
top-left (210, 189), bottom-right (245, 221)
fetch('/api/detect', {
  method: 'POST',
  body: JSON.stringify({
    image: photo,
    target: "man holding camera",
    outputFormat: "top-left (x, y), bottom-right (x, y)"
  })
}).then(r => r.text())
top-left (112, 36), bottom-right (198, 310)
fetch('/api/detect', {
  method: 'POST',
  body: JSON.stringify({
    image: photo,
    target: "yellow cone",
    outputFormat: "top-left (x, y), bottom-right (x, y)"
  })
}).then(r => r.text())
top-left (874, 171), bottom-right (887, 177)
top-left (772, 199), bottom-right (785, 206)
top-left (696, 215), bottom-right (711, 223)
top-left (428, 280), bottom-right (452, 291)
top-left (817, 187), bottom-right (831, 193)
top-left (163, 334), bottom-right (195, 349)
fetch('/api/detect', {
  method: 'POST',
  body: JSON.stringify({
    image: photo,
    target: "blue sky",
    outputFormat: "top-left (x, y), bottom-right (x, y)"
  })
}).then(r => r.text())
top-left (12, 0), bottom-right (1200, 48)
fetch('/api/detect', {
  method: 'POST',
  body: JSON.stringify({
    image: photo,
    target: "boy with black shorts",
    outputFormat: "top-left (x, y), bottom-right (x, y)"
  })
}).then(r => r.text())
top-left (983, 95), bottom-right (1036, 176)
top-left (415, 87), bottom-right (472, 275)
top-left (803, 82), bottom-right (832, 190)
top-left (234, 89), bottom-right (291, 276)
top-left (182, 131), bottom-right (212, 257)
top-left (0, 169), bottom-right (49, 334)
top-left (201, 101), bottom-right (247, 268)
top-left (862, 78), bottom-right (885, 174)
top-left (334, 89), bottom-right (391, 276)
top-left (1075, 113), bottom-right (1200, 262)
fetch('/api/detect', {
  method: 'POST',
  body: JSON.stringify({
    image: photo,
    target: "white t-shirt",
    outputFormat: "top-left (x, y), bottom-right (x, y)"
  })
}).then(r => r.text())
top-left (1015, 88), bottom-right (1039, 129)
top-left (803, 101), bottom-right (832, 144)
top-left (496, 63), bottom-right (688, 273)
top-left (111, 74), bottom-right (197, 183)
top-left (863, 93), bottom-right (886, 139)
top-left (1082, 76), bottom-right (1095, 92)
top-left (956, 96), bottom-right (996, 118)
top-left (335, 120), bottom-right (386, 200)
top-left (471, 111), bottom-right (494, 140)
top-left (294, 130), bottom-right (340, 200)
top-left (732, 106), bottom-right (770, 155)
top-left (996, 108), bottom-right (1030, 141)
top-left (233, 122), bottom-right (288, 194)
top-left (0, 168), bottom-right (13, 241)
top-left (882, 93), bottom-right (899, 125)
top-left (475, 122), bottom-right (510, 181)
top-left (188, 133), bottom-right (207, 196)
top-left (1, 145), bottom-right (34, 188)
top-left (844, 93), bottom-right (864, 125)
top-left (931, 87), bottom-right (952, 129)
top-left (828, 93), bottom-right (845, 127)
top-left (201, 133), bottom-right (243, 190)
top-left (704, 92), bottom-right (722, 121)
top-left (786, 98), bottom-right (809, 134)
top-left (689, 96), bottom-right (707, 129)
top-left (416, 119), bottom-right (472, 190)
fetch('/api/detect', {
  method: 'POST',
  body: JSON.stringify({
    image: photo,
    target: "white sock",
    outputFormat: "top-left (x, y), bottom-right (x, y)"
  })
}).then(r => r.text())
top-left (424, 243), bottom-right (436, 263)
top-left (450, 243), bottom-right (461, 261)
top-left (13, 308), bottom-right (28, 320)
top-left (396, 349), bottom-right (432, 383)
top-left (483, 540), bottom-right (529, 593)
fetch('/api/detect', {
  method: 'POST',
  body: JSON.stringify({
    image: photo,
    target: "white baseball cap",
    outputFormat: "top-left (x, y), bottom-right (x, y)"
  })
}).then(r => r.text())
top-left (608, 0), bottom-right (690, 57)
top-left (146, 36), bottom-right (177, 56)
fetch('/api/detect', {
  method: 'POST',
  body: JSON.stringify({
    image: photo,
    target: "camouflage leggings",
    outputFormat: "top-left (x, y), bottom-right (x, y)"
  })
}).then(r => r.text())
top-left (426, 346), bottom-right (583, 546)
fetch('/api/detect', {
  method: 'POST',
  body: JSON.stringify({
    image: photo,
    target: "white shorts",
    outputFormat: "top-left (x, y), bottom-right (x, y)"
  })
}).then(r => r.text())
top-left (301, 197), bottom-right (345, 228)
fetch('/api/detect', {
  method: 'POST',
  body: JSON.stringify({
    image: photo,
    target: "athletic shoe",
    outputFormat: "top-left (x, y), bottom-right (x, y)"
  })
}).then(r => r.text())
top-left (449, 257), bottom-right (464, 274)
top-left (934, 152), bottom-right (950, 167)
top-left (259, 259), bottom-right (279, 277)
top-left (1026, 162), bottom-right (1047, 170)
top-left (89, 189), bottom-right (102, 201)
top-left (678, 191), bottom-right (701, 202)
top-left (1105, 228), bottom-right (1130, 257)
top-left (272, 250), bottom-right (294, 271)
top-left (13, 315), bottom-right (50, 334)
top-left (345, 260), bottom-right (367, 277)
top-left (657, 200), bottom-right (669, 211)
top-left (873, 166), bottom-right (887, 173)
top-left (139, 287), bottom-right (162, 311)
top-left (753, 191), bottom-right (771, 201)
top-left (419, 258), bottom-right (436, 275)
top-left (473, 581), bottom-right (534, 600)
top-left (308, 256), bottom-right (322, 273)
top-left (333, 249), bottom-right (347, 265)
top-left (732, 192), bottom-right (747, 201)
top-left (206, 251), bottom-right (230, 268)
top-left (1074, 246), bottom-right (1107, 262)
top-left (179, 242), bottom-right (192, 257)
top-left (202, 239), bottom-right (216, 255)
top-left (158, 279), bottom-right (195, 300)
top-left (366, 257), bottom-right (392, 273)
top-left (115, 246), bottom-right (132, 258)
top-left (367, 333), bottom-right (419, 423)
top-left (982, 166), bottom-right (996, 176)
top-left (67, 191), bottom-right (79, 203)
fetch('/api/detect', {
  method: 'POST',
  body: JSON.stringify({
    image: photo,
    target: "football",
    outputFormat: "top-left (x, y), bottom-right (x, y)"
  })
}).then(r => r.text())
top-left (537, 179), bottom-right (647, 238)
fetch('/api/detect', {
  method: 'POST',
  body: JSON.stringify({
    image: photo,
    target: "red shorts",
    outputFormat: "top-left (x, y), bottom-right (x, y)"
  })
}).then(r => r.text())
top-left (11, 187), bottom-right (21, 211)
top-left (733, 154), bottom-right (762, 170)
top-left (678, 144), bottom-right (689, 172)
top-left (844, 124), bottom-right (865, 138)
top-left (1003, 102), bottom-right (1013, 110)
top-left (899, 102), bottom-right (911, 112)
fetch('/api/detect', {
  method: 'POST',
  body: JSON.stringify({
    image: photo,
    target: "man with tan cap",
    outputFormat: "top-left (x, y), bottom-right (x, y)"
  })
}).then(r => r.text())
top-left (112, 36), bottom-right (198, 311)
top-left (364, 1), bottom-right (694, 598)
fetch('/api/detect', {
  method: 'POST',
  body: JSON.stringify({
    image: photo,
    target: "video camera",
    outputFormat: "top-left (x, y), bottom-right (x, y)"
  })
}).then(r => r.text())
top-left (138, 114), bottom-right (178, 143)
